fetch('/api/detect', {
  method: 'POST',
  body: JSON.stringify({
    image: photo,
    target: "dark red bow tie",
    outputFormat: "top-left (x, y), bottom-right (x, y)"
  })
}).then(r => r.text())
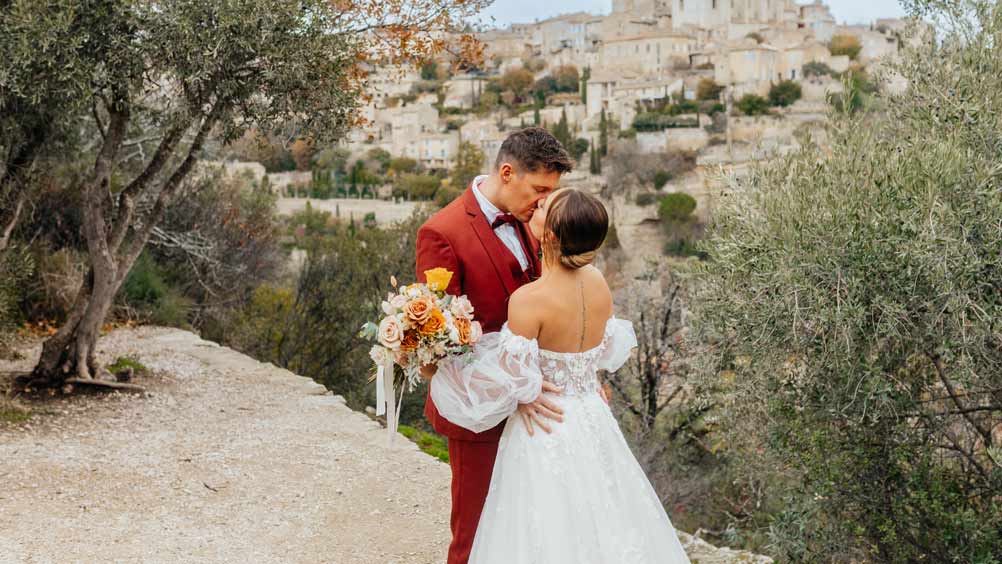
top-left (491, 213), bottom-right (518, 230)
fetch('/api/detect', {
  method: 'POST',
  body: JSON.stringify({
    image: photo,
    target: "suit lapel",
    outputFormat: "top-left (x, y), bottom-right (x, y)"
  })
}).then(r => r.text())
top-left (517, 221), bottom-right (542, 280)
top-left (463, 188), bottom-right (521, 297)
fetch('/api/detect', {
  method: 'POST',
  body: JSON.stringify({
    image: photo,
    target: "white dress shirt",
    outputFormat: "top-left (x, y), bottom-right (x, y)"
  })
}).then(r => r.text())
top-left (471, 175), bottom-right (529, 271)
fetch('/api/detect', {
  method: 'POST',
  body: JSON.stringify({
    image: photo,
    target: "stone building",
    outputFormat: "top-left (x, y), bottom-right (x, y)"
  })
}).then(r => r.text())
top-left (599, 31), bottom-right (698, 77)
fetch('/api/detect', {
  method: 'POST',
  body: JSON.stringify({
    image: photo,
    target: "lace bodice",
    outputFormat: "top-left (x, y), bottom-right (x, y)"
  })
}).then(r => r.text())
top-left (431, 317), bottom-right (637, 433)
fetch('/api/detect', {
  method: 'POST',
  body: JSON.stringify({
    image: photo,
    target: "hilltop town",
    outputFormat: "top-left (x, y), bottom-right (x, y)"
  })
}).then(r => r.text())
top-left (340, 0), bottom-right (913, 181)
top-left (204, 0), bottom-right (921, 222)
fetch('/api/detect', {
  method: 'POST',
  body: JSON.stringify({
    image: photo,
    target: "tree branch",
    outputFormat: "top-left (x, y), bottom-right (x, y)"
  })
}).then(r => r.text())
top-left (0, 189), bottom-right (26, 253)
top-left (117, 101), bottom-right (223, 281)
top-left (928, 352), bottom-right (994, 447)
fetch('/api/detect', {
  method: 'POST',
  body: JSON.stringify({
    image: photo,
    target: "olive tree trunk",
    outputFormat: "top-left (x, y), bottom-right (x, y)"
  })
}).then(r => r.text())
top-left (21, 97), bottom-right (218, 389)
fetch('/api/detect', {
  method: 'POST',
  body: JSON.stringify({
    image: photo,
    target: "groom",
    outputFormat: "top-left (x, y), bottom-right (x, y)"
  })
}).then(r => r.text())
top-left (415, 127), bottom-right (573, 564)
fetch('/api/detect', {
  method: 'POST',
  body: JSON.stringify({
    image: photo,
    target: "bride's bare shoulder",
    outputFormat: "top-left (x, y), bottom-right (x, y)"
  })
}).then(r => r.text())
top-left (506, 281), bottom-right (549, 337)
top-left (509, 280), bottom-right (549, 312)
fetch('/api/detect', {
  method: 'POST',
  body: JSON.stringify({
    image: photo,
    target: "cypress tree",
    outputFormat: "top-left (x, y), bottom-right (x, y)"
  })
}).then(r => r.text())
top-left (599, 108), bottom-right (609, 157)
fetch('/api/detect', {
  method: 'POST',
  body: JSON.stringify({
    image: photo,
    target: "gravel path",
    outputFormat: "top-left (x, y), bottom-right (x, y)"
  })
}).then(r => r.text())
top-left (0, 327), bottom-right (770, 564)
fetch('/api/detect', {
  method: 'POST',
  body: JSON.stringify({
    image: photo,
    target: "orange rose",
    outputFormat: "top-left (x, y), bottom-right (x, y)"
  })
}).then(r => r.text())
top-left (404, 296), bottom-right (434, 325)
top-left (454, 316), bottom-right (472, 345)
top-left (400, 330), bottom-right (420, 352)
top-left (419, 308), bottom-right (446, 336)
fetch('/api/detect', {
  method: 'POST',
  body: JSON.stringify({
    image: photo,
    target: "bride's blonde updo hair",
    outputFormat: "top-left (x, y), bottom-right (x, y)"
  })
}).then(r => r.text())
top-left (542, 188), bottom-right (610, 270)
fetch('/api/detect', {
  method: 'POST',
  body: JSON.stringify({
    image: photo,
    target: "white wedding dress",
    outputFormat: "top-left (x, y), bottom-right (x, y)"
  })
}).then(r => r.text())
top-left (431, 317), bottom-right (691, 564)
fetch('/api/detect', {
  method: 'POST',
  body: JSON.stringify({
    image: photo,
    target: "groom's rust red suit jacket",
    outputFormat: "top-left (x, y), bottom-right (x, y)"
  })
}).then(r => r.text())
top-left (416, 185), bottom-right (542, 443)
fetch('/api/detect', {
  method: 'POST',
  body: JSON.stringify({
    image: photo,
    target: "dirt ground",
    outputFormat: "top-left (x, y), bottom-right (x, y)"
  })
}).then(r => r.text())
top-left (0, 327), bottom-right (770, 564)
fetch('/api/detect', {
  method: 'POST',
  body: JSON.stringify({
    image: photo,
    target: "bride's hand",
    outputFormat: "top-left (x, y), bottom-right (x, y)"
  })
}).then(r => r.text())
top-left (517, 380), bottom-right (564, 436)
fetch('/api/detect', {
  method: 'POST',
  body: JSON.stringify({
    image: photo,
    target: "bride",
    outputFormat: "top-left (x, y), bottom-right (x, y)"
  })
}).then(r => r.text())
top-left (430, 188), bottom-right (691, 563)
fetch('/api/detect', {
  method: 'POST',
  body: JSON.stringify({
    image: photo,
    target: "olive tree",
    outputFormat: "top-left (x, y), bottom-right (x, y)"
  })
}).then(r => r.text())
top-left (693, 2), bottom-right (1002, 560)
top-left (6, 0), bottom-right (486, 389)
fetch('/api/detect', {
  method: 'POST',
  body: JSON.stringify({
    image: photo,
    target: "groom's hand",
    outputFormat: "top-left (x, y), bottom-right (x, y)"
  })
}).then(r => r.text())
top-left (517, 380), bottom-right (564, 436)
top-left (419, 363), bottom-right (437, 381)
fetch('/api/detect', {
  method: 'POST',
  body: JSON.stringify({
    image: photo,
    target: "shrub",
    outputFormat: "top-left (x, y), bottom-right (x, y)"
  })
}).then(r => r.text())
top-left (499, 68), bottom-right (534, 100)
top-left (658, 192), bottom-right (696, 223)
top-left (552, 65), bottom-right (580, 93)
top-left (829, 34), bottom-right (862, 60)
top-left (0, 245), bottom-right (33, 356)
top-left (150, 172), bottom-right (283, 336)
top-left (736, 94), bottom-right (769, 116)
top-left (829, 67), bottom-right (879, 114)
top-left (119, 252), bottom-right (192, 328)
top-left (388, 157), bottom-right (419, 175)
top-left (802, 61), bottom-right (834, 78)
top-left (696, 78), bottom-right (724, 101)
top-left (419, 61), bottom-right (439, 81)
top-left (653, 170), bottom-right (672, 190)
top-left (107, 356), bottom-right (150, 377)
top-left (768, 80), bottom-right (802, 107)
top-left (397, 173), bottom-right (441, 200)
top-left (633, 112), bottom-right (699, 131)
top-left (570, 138), bottom-right (590, 162)
top-left (227, 211), bottom-right (433, 426)
top-left (695, 3), bottom-right (1002, 559)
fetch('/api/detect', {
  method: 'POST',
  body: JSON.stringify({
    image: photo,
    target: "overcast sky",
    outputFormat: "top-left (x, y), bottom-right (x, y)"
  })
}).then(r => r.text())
top-left (478, 0), bottom-right (908, 28)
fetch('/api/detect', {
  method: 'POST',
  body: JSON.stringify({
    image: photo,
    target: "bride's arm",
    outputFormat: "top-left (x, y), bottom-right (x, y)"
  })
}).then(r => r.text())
top-left (509, 289), bottom-right (565, 436)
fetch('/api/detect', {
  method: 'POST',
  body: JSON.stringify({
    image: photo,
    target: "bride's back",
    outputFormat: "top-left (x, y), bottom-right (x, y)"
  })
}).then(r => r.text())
top-left (506, 186), bottom-right (615, 354)
top-left (529, 264), bottom-right (613, 352)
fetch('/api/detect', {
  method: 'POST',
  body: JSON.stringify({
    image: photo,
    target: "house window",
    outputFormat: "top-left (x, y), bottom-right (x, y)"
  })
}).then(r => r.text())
top-left (791, 69), bottom-right (796, 79)
top-left (712, 0), bottom-right (717, 8)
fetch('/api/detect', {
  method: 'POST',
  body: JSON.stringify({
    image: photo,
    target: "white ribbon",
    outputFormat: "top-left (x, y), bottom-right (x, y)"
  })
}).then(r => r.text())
top-left (376, 358), bottom-right (403, 444)
top-left (376, 364), bottom-right (386, 416)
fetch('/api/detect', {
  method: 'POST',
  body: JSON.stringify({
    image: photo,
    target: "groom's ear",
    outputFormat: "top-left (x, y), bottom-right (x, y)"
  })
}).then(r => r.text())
top-left (498, 162), bottom-right (514, 183)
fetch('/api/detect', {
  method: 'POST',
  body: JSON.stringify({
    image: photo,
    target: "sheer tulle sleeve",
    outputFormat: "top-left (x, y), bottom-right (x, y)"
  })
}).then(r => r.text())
top-left (430, 326), bottom-right (543, 433)
top-left (596, 317), bottom-right (638, 373)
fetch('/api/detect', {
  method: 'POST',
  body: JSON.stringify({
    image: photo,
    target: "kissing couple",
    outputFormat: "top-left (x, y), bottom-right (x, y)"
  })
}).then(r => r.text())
top-left (416, 127), bottom-right (691, 564)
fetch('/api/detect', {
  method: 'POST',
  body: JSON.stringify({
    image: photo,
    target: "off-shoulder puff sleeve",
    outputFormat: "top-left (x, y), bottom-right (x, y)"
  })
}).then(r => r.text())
top-left (430, 326), bottom-right (543, 433)
top-left (596, 317), bottom-right (638, 373)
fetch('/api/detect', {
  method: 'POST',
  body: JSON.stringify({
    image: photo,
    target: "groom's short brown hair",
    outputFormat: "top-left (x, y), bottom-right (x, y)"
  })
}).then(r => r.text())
top-left (494, 127), bottom-right (574, 174)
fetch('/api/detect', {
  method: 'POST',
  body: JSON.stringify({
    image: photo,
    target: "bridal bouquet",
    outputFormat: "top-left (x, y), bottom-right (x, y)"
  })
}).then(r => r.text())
top-left (359, 268), bottom-right (482, 440)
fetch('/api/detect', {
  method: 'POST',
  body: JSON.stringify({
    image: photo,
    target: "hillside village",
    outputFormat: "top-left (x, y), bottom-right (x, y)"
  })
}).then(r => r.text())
top-left (344, 0), bottom-right (911, 177)
top-left (207, 1), bottom-right (921, 217)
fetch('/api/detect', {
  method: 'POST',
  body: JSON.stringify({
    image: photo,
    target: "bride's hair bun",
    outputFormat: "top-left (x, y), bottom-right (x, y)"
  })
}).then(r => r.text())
top-left (543, 189), bottom-right (609, 270)
top-left (559, 250), bottom-right (597, 269)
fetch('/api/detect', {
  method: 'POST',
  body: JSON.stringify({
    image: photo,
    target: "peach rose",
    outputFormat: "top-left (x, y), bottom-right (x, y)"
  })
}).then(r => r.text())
top-left (454, 316), bottom-right (472, 345)
top-left (400, 330), bottom-right (420, 352)
top-left (419, 308), bottom-right (446, 336)
top-left (449, 295), bottom-right (474, 319)
top-left (468, 320), bottom-right (483, 344)
top-left (378, 316), bottom-right (403, 350)
top-left (404, 296), bottom-right (434, 325)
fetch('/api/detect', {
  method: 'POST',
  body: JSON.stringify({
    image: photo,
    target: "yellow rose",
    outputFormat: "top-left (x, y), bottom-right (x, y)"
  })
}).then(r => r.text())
top-left (424, 268), bottom-right (454, 292)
